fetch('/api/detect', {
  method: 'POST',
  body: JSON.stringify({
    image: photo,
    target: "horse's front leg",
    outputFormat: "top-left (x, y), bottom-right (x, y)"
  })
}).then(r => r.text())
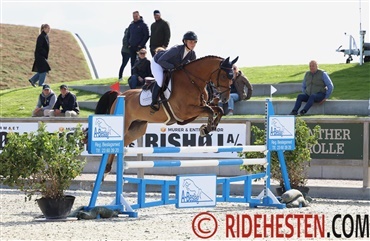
top-left (199, 106), bottom-right (216, 137)
top-left (210, 106), bottom-right (224, 130)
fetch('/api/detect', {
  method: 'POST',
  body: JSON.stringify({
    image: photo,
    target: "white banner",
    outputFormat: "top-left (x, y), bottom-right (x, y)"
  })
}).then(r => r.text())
top-left (0, 122), bottom-right (247, 157)
top-left (127, 123), bottom-right (247, 158)
top-left (0, 122), bottom-right (38, 151)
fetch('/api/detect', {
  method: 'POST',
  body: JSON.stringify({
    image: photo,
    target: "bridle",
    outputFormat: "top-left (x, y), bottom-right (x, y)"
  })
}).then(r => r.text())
top-left (180, 61), bottom-right (231, 97)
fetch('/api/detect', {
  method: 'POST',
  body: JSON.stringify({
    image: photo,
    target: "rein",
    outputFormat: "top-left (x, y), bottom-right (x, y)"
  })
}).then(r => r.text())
top-left (180, 64), bottom-right (229, 96)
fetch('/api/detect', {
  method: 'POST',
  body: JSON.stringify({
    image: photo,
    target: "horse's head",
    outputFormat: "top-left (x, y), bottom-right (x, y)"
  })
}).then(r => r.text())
top-left (213, 56), bottom-right (239, 103)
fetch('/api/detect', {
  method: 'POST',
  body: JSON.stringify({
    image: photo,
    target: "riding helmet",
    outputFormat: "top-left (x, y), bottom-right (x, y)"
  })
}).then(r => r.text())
top-left (183, 31), bottom-right (198, 42)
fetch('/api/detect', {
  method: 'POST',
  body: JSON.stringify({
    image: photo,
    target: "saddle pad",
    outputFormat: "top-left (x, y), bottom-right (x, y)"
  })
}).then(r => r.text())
top-left (139, 80), bottom-right (172, 106)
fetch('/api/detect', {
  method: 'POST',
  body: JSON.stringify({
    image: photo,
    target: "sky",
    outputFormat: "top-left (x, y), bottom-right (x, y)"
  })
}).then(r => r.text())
top-left (1, 0), bottom-right (369, 79)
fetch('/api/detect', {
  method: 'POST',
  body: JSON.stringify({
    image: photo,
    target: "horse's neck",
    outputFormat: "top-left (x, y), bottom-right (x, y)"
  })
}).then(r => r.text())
top-left (184, 58), bottom-right (220, 87)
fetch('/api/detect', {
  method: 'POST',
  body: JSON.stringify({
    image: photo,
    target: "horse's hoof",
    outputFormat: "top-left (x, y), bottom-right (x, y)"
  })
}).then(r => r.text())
top-left (199, 124), bottom-right (210, 137)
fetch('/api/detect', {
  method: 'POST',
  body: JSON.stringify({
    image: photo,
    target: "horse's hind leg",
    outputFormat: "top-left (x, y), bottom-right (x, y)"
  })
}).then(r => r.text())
top-left (125, 120), bottom-right (148, 145)
top-left (103, 121), bottom-right (148, 180)
top-left (103, 154), bottom-right (116, 181)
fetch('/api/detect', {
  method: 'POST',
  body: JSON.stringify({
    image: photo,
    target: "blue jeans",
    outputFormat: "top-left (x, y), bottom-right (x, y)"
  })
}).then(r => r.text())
top-left (292, 92), bottom-right (326, 113)
top-left (128, 75), bottom-right (144, 89)
top-left (227, 93), bottom-right (240, 111)
top-left (30, 72), bottom-right (47, 86)
top-left (219, 93), bottom-right (240, 110)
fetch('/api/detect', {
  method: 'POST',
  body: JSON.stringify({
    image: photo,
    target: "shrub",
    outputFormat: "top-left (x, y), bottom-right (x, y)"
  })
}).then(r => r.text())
top-left (240, 118), bottom-right (321, 190)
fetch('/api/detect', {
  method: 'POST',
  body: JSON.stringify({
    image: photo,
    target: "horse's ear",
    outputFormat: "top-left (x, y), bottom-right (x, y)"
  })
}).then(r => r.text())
top-left (223, 57), bottom-right (230, 64)
top-left (231, 56), bottom-right (239, 65)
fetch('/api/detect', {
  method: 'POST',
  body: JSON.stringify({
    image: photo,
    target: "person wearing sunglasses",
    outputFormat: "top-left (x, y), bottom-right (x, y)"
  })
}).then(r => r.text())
top-left (128, 48), bottom-right (152, 89)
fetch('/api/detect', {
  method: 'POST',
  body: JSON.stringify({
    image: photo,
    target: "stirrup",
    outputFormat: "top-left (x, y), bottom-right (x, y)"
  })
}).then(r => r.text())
top-left (150, 103), bottom-right (160, 111)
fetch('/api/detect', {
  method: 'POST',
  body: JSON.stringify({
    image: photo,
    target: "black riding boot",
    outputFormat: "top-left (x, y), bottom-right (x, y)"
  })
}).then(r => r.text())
top-left (150, 83), bottom-right (161, 111)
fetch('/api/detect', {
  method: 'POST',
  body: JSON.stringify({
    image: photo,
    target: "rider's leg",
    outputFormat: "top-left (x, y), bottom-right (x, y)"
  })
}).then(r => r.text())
top-left (150, 59), bottom-right (164, 111)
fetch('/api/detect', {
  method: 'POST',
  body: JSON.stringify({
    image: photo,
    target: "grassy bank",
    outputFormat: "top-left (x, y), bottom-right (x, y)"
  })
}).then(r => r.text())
top-left (0, 62), bottom-right (369, 118)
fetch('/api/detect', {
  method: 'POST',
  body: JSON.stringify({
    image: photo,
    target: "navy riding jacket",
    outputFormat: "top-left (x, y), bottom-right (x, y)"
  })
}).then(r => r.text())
top-left (154, 45), bottom-right (196, 69)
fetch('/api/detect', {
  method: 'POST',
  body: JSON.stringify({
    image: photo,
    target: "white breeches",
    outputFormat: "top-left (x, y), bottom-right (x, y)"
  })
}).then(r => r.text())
top-left (151, 58), bottom-right (164, 87)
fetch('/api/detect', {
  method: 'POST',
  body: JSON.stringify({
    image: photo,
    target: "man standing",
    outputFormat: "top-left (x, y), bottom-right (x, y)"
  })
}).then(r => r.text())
top-left (289, 60), bottom-right (334, 115)
top-left (127, 11), bottom-right (150, 72)
top-left (150, 10), bottom-right (171, 57)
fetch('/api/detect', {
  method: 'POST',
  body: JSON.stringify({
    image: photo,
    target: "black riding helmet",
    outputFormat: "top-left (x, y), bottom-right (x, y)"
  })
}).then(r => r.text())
top-left (182, 31), bottom-right (198, 43)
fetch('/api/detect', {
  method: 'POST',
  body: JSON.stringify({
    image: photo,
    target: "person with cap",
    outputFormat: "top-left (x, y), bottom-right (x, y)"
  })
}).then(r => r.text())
top-left (150, 31), bottom-right (198, 111)
top-left (128, 48), bottom-right (153, 89)
top-left (127, 11), bottom-right (150, 73)
top-left (49, 84), bottom-right (80, 117)
top-left (149, 10), bottom-right (171, 57)
top-left (32, 84), bottom-right (56, 117)
top-left (28, 24), bottom-right (51, 87)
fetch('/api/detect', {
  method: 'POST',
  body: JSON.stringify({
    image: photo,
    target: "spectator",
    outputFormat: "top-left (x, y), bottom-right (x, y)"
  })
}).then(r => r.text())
top-left (222, 66), bottom-right (253, 116)
top-left (118, 28), bottom-right (131, 81)
top-left (28, 24), bottom-right (51, 87)
top-left (154, 47), bottom-right (166, 55)
top-left (289, 60), bottom-right (334, 116)
top-left (49, 84), bottom-right (79, 117)
top-left (32, 84), bottom-right (56, 117)
top-left (127, 11), bottom-right (150, 72)
top-left (149, 10), bottom-right (171, 57)
top-left (128, 48), bottom-right (152, 89)
top-left (150, 31), bottom-right (198, 111)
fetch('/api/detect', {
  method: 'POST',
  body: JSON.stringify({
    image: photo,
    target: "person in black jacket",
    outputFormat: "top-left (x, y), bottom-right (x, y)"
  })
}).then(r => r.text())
top-left (127, 11), bottom-right (150, 72)
top-left (50, 85), bottom-right (80, 117)
top-left (28, 24), bottom-right (51, 87)
top-left (118, 28), bottom-right (131, 81)
top-left (149, 10), bottom-right (171, 57)
top-left (128, 48), bottom-right (153, 89)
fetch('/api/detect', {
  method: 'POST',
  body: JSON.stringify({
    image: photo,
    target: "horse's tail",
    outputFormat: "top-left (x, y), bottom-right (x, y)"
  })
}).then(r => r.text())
top-left (95, 90), bottom-right (120, 114)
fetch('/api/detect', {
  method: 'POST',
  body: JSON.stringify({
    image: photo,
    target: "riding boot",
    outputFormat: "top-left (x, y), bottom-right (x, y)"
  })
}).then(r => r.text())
top-left (150, 83), bottom-right (161, 111)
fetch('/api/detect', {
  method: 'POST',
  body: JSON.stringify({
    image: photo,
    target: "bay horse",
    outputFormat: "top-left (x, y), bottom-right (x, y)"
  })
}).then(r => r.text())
top-left (99, 55), bottom-right (238, 174)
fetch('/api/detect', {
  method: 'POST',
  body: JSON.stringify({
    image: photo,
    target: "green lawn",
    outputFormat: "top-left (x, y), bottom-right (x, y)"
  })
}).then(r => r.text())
top-left (0, 63), bottom-right (369, 118)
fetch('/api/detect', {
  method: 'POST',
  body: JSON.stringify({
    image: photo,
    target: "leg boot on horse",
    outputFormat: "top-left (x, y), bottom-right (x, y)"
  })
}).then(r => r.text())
top-left (150, 82), bottom-right (161, 111)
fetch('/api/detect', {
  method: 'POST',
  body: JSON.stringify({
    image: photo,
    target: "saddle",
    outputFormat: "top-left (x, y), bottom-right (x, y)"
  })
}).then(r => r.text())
top-left (142, 70), bottom-right (171, 91)
top-left (140, 70), bottom-right (189, 125)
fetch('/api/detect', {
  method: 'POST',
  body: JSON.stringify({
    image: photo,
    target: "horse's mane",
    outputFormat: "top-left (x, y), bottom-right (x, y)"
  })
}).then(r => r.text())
top-left (187, 55), bottom-right (223, 65)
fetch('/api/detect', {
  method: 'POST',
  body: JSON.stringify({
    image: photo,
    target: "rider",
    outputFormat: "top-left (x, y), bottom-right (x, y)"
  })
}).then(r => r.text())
top-left (150, 31), bottom-right (198, 111)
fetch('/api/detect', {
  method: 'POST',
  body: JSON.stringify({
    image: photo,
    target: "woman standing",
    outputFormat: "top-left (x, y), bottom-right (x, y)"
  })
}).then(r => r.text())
top-left (28, 24), bottom-right (51, 87)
